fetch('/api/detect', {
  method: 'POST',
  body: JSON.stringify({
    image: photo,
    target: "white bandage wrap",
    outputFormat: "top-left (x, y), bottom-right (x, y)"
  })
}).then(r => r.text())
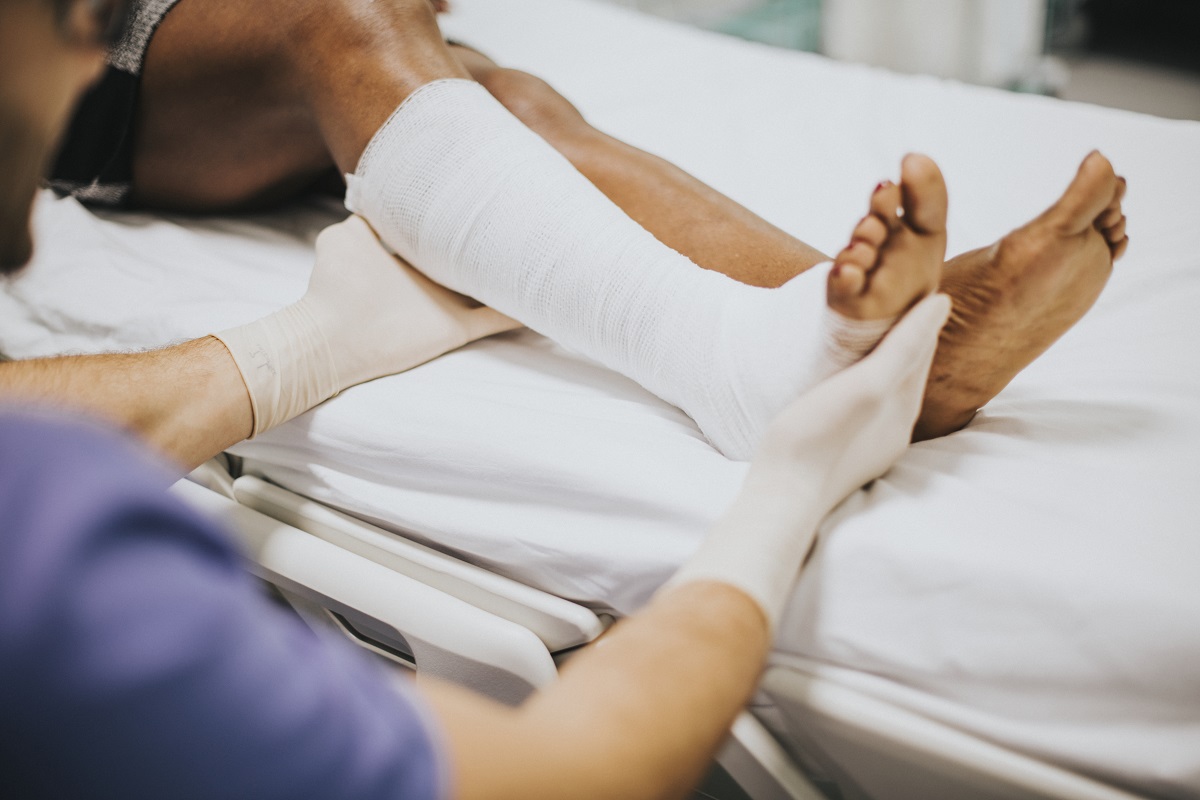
top-left (213, 304), bottom-right (340, 438)
top-left (347, 79), bottom-right (895, 460)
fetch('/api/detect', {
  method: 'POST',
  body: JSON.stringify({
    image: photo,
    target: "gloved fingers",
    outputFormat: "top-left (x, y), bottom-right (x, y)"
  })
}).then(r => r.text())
top-left (795, 292), bottom-right (948, 419)
top-left (856, 293), bottom-right (950, 387)
top-left (756, 293), bottom-right (948, 466)
top-left (396, 264), bottom-right (522, 339)
top-left (887, 298), bottom-right (946, 411)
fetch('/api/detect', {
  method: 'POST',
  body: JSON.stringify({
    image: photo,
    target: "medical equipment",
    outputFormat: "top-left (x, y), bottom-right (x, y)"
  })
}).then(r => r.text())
top-left (4, 0), bottom-right (1198, 795)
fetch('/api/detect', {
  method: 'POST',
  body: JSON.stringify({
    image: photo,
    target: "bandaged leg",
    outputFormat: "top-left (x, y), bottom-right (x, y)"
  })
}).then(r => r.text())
top-left (347, 80), bottom-right (937, 460)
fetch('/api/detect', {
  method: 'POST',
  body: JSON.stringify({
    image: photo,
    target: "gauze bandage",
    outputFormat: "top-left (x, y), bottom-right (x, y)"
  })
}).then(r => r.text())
top-left (661, 294), bottom-right (951, 630)
top-left (346, 79), bottom-right (896, 461)
top-left (214, 216), bottom-right (520, 436)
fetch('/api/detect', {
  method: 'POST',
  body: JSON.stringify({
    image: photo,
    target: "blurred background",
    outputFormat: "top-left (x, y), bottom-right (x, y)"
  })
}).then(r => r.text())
top-left (595, 0), bottom-right (1200, 120)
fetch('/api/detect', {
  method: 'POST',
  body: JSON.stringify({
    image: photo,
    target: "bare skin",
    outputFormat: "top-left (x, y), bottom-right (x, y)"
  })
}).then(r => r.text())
top-left (915, 153), bottom-right (1128, 439)
top-left (0, 337), bottom-right (253, 470)
top-left (122, 0), bottom-right (1128, 439)
top-left (828, 154), bottom-right (947, 321)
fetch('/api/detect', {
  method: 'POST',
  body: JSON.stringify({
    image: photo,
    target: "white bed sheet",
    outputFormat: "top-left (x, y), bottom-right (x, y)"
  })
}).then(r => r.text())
top-left (3, 0), bottom-right (1200, 795)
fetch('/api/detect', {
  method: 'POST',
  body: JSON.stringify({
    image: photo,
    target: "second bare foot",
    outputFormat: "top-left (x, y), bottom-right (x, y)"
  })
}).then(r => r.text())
top-left (915, 151), bottom-right (1128, 440)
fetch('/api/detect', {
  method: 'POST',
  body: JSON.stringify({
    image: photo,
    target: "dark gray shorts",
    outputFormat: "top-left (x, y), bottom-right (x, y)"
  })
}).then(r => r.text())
top-left (47, 0), bottom-right (184, 207)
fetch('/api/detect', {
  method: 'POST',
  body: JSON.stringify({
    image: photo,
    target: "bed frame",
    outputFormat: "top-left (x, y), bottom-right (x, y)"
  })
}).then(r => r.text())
top-left (175, 461), bottom-right (1149, 800)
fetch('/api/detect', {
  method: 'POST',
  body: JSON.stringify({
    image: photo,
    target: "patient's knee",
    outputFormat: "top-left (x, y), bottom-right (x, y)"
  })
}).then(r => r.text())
top-left (478, 68), bottom-right (592, 143)
top-left (289, 0), bottom-right (438, 40)
top-left (283, 0), bottom-right (447, 75)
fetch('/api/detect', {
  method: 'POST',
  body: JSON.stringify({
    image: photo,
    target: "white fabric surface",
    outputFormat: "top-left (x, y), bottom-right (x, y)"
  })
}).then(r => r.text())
top-left (3, 0), bottom-right (1199, 794)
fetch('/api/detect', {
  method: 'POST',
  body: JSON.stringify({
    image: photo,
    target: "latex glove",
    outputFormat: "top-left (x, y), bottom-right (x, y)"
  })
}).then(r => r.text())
top-left (662, 293), bottom-right (951, 630)
top-left (214, 215), bottom-right (521, 436)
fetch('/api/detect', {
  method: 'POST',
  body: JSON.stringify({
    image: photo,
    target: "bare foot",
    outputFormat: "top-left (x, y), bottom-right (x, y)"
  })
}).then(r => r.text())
top-left (828, 153), bottom-right (946, 322)
top-left (685, 155), bottom-right (948, 460)
top-left (915, 151), bottom-right (1128, 440)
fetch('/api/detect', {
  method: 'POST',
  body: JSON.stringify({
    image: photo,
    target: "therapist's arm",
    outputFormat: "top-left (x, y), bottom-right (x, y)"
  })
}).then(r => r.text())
top-left (0, 216), bottom-right (517, 471)
top-left (425, 581), bottom-right (769, 800)
top-left (423, 295), bottom-right (951, 800)
top-left (0, 336), bottom-right (252, 470)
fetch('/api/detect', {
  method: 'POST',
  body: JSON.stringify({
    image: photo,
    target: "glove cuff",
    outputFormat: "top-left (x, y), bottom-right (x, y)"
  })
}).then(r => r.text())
top-left (212, 300), bottom-right (341, 437)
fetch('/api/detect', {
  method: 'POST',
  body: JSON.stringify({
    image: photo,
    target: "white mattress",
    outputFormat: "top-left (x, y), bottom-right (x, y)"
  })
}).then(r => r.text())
top-left (4, 0), bottom-right (1199, 795)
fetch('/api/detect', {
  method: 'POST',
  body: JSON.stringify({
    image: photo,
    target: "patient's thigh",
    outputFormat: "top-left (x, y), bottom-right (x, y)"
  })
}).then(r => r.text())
top-left (131, 0), bottom-right (464, 212)
top-left (131, 0), bottom-right (335, 211)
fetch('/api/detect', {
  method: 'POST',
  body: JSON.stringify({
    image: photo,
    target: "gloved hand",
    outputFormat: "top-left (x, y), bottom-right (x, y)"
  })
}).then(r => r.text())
top-left (214, 215), bottom-right (521, 437)
top-left (661, 293), bottom-right (952, 630)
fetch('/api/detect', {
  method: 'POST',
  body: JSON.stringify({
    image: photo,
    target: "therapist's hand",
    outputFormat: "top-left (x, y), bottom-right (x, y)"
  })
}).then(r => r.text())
top-left (306, 214), bottom-right (522, 392)
top-left (422, 296), bottom-right (952, 800)
top-left (748, 292), bottom-right (950, 511)
top-left (214, 215), bottom-right (521, 436)
top-left (663, 293), bottom-right (950, 628)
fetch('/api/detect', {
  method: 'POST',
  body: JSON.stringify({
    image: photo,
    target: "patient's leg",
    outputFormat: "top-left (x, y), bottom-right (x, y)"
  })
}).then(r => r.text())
top-left (127, 0), bottom-right (1125, 441)
top-left (346, 76), bottom-right (946, 458)
top-left (913, 152), bottom-right (1127, 439)
top-left (451, 54), bottom-right (1130, 440)
top-left (447, 48), bottom-right (831, 289)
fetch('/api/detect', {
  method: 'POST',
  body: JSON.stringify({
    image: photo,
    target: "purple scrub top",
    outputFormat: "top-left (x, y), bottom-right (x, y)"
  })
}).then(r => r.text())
top-left (0, 407), bottom-right (447, 800)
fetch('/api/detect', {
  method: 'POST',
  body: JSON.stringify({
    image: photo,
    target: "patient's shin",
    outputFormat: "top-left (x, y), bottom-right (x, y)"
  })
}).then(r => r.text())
top-left (346, 79), bottom-right (890, 461)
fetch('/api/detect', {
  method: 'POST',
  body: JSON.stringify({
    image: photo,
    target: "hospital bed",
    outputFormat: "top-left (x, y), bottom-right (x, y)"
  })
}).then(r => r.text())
top-left (3, 0), bottom-right (1199, 797)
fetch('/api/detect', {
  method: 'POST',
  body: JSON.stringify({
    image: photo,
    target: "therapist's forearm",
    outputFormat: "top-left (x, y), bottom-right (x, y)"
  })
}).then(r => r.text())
top-left (424, 580), bottom-right (771, 800)
top-left (0, 336), bottom-right (251, 470)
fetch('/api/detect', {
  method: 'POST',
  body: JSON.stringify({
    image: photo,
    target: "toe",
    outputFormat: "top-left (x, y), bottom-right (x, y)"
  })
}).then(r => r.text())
top-left (1103, 215), bottom-right (1127, 244)
top-left (1097, 205), bottom-right (1123, 230)
top-left (899, 153), bottom-right (949, 236)
top-left (1050, 151), bottom-right (1118, 234)
top-left (850, 214), bottom-right (890, 249)
top-left (1096, 175), bottom-right (1127, 230)
top-left (1112, 236), bottom-right (1129, 260)
top-left (1113, 175), bottom-right (1128, 206)
top-left (870, 181), bottom-right (904, 231)
top-left (836, 241), bottom-right (877, 270)
top-left (828, 263), bottom-right (867, 303)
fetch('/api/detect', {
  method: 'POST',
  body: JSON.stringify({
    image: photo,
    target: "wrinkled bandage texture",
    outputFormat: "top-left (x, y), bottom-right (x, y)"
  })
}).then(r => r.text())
top-left (347, 79), bottom-right (897, 460)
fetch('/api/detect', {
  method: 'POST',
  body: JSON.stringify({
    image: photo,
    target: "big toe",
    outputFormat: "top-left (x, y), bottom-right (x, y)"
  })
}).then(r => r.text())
top-left (1050, 151), bottom-right (1119, 233)
top-left (900, 153), bottom-right (948, 236)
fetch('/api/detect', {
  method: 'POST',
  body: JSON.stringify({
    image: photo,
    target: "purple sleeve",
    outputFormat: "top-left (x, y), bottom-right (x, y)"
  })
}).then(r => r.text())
top-left (0, 410), bottom-right (448, 800)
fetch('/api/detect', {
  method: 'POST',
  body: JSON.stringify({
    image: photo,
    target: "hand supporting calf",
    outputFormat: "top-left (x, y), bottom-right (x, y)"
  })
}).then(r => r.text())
top-left (214, 215), bottom-right (520, 437)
